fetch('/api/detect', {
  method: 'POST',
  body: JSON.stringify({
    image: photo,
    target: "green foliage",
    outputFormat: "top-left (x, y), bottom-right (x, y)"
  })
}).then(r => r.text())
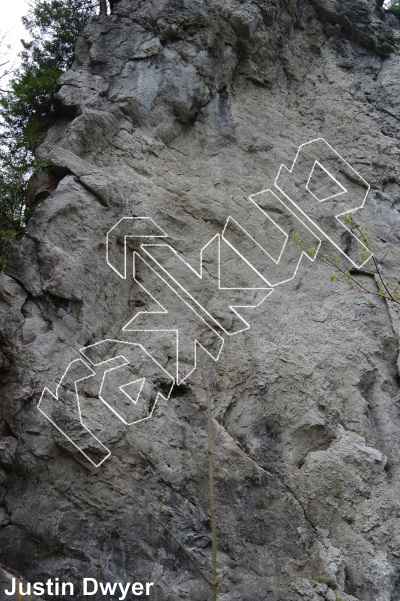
top-left (0, 144), bottom-right (32, 270)
top-left (2, 0), bottom-right (97, 148)
top-left (0, 0), bottom-right (97, 270)
top-left (22, 0), bottom-right (97, 68)
top-left (388, 0), bottom-right (400, 15)
top-left (294, 233), bottom-right (316, 258)
top-left (293, 216), bottom-right (400, 307)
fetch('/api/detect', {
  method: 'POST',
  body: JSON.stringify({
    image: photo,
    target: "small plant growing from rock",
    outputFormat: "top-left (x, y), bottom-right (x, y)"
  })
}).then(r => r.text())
top-left (294, 213), bottom-right (400, 307)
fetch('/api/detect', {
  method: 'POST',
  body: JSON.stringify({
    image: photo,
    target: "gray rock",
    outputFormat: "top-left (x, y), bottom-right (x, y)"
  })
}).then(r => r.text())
top-left (0, 439), bottom-right (17, 471)
top-left (1, 0), bottom-right (400, 599)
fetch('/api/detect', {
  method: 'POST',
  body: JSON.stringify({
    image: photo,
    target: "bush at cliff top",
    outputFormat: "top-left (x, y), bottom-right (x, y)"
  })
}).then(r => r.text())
top-left (388, 0), bottom-right (400, 15)
top-left (0, 0), bottom-right (97, 269)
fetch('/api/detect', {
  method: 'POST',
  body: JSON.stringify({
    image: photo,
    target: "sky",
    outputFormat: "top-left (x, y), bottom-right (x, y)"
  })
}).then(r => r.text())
top-left (1, 0), bottom-right (31, 83)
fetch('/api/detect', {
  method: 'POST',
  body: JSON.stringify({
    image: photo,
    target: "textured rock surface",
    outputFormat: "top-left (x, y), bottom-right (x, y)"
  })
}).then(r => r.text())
top-left (1, 0), bottom-right (400, 599)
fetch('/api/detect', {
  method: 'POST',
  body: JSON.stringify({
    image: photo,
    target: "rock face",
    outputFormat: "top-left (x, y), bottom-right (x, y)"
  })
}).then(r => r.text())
top-left (1, 0), bottom-right (400, 599)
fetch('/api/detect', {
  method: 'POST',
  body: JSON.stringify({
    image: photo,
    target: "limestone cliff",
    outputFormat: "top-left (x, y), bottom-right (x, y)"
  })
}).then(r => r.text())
top-left (1, 1), bottom-right (400, 599)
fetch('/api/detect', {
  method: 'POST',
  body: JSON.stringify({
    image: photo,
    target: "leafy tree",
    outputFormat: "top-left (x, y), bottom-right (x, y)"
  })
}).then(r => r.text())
top-left (3, 0), bottom-right (98, 147)
top-left (387, 0), bottom-right (400, 15)
top-left (0, 0), bottom-right (98, 269)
